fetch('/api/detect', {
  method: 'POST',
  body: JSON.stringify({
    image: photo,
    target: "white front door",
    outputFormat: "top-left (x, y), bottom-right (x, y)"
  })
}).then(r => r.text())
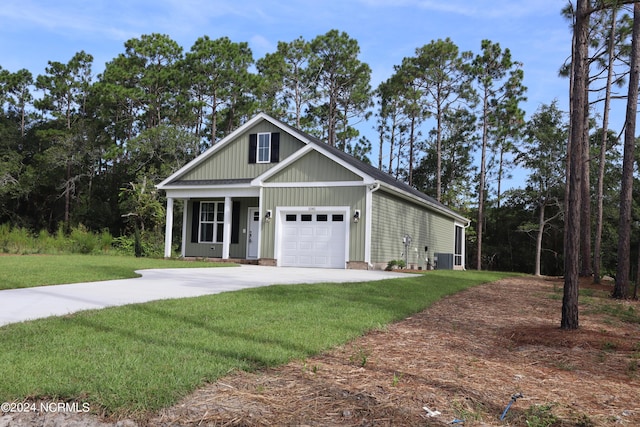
top-left (247, 207), bottom-right (260, 259)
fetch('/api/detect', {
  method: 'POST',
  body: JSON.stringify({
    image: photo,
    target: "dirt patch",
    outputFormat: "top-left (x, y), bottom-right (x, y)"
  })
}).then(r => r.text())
top-left (3, 276), bottom-right (639, 426)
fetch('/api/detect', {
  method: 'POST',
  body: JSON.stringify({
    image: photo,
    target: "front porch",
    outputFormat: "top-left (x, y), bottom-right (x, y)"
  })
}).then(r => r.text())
top-left (164, 194), bottom-right (261, 260)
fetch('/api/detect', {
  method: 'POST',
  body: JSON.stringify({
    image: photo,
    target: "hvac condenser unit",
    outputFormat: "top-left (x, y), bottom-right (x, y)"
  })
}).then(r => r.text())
top-left (434, 253), bottom-right (454, 270)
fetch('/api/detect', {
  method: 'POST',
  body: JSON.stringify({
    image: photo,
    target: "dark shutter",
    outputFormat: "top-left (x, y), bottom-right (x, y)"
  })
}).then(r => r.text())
top-left (231, 201), bottom-right (241, 244)
top-left (191, 201), bottom-right (200, 243)
top-left (248, 133), bottom-right (257, 164)
top-left (270, 132), bottom-right (280, 163)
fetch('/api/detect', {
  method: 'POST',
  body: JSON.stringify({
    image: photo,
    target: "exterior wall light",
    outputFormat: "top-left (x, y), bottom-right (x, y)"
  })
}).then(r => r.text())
top-left (353, 210), bottom-right (360, 223)
top-left (265, 210), bottom-right (272, 222)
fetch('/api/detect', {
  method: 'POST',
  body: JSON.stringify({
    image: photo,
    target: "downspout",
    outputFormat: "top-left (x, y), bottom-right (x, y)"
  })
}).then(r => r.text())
top-left (365, 182), bottom-right (381, 269)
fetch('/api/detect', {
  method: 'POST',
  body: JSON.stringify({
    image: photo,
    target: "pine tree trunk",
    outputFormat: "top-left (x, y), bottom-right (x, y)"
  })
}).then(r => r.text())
top-left (594, 7), bottom-right (617, 285)
top-left (477, 92), bottom-right (489, 271)
top-left (614, 2), bottom-right (640, 299)
top-left (562, 0), bottom-right (590, 330)
top-left (535, 201), bottom-right (545, 276)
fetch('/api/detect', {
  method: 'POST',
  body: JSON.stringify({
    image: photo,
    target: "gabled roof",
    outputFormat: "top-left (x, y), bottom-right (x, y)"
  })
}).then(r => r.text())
top-left (157, 112), bottom-right (468, 223)
top-left (265, 115), bottom-right (468, 223)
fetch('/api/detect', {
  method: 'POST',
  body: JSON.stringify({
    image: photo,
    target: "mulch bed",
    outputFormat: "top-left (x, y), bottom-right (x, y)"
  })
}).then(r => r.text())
top-left (148, 276), bottom-right (640, 426)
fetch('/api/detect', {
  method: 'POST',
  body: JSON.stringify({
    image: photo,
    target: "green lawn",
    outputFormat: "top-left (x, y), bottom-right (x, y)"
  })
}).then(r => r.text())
top-left (0, 255), bottom-right (231, 290)
top-left (0, 268), bottom-right (515, 419)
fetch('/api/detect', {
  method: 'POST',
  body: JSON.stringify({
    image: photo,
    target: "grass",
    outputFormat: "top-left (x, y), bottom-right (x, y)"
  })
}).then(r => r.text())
top-left (0, 255), bottom-right (231, 290)
top-left (0, 268), bottom-right (515, 418)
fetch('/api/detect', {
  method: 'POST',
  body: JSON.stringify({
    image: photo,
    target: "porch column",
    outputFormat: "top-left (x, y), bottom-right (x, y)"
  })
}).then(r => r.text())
top-left (222, 196), bottom-right (232, 259)
top-left (181, 200), bottom-right (188, 258)
top-left (164, 197), bottom-right (174, 258)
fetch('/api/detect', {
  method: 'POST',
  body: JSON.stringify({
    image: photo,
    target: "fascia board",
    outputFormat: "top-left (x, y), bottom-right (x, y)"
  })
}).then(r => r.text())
top-left (163, 186), bottom-right (260, 199)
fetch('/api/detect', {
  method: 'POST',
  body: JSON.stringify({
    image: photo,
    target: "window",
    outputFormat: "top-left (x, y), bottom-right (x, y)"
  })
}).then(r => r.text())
top-left (454, 225), bottom-right (463, 266)
top-left (301, 214), bottom-right (312, 222)
top-left (286, 214), bottom-right (297, 221)
top-left (332, 214), bottom-right (344, 222)
top-left (317, 214), bottom-right (328, 222)
top-left (257, 133), bottom-right (270, 163)
top-left (199, 201), bottom-right (225, 243)
top-left (249, 132), bottom-right (280, 164)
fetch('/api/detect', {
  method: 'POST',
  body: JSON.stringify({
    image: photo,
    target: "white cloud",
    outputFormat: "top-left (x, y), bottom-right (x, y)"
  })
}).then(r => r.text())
top-left (357, 0), bottom-right (560, 19)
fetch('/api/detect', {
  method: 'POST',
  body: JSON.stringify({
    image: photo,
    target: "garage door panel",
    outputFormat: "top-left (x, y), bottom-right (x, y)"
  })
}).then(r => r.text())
top-left (300, 227), bottom-right (314, 236)
top-left (282, 240), bottom-right (298, 251)
top-left (315, 226), bottom-right (330, 237)
top-left (279, 210), bottom-right (347, 268)
top-left (284, 227), bottom-right (298, 237)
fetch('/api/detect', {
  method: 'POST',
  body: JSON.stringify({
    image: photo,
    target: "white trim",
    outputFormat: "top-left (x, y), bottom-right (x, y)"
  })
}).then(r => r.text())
top-left (164, 187), bottom-right (259, 199)
top-left (222, 197), bottom-right (232, 259)
top-left (256, 132), bottom-right (271, 163)
top-left (274, 206), bottom-right (350, 268)
top-left (181, 200), bottom-right (188, 258)
top-left (164, 197), bottom-right (174, 258)
top-left (454, 221), bottom-right (465, 270)
top-left (364, 183), bottom-right (380, 267)
top-left (258, 187), bottom-right (264, 259)
top-left (260, 181), bottom-right (367, 188)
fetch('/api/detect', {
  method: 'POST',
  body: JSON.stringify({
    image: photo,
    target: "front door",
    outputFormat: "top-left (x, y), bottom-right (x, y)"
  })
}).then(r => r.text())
top-left (247, 207), bottom-right (260, 259)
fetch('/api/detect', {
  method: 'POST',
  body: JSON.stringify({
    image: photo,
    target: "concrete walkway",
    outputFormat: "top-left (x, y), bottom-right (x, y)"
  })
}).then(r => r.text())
top-left (0, 265), bottom-right (408, 326)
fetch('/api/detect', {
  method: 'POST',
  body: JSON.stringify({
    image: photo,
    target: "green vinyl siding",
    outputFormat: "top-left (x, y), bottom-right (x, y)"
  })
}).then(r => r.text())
top-left (267, 150), bottom-right (363, 183)
top-left (180, 121), bottom-right (305, 181)
top-left (371, 189), bottom-right (455, 268)
top-left (261, 186), bottom-right (367, 261)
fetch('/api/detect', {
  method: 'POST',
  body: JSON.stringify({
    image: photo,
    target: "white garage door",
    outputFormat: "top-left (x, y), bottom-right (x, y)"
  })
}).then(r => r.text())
top-left (279, 211), bottom-right (347, 268)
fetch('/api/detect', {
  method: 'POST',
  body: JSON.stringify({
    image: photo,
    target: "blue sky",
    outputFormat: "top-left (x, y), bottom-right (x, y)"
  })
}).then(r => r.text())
top-left (0, 0), bottom-right (596, 190)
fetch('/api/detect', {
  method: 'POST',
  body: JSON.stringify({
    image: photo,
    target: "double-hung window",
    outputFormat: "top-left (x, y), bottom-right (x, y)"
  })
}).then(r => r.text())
top-left (199, 201), bottom-right (225, 243)
top-left (248, 132), bottom-right (279, 164)
top-left (257, 133), bottom-right (271, 163)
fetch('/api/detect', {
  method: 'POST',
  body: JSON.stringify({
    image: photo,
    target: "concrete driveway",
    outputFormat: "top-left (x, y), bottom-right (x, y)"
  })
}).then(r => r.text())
top-left (0, 265), bottom-right (409, 327)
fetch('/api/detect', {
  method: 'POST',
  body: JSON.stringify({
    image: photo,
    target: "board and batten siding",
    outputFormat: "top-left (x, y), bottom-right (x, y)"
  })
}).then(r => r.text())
top-left (267, 150), bottom-right (363, 183)
top-left (180, 122), bottom-right (305, 181)
top-left (260, 186), bottom-right (367, 261)
top-left (371, 189), bottom-right (455, 269)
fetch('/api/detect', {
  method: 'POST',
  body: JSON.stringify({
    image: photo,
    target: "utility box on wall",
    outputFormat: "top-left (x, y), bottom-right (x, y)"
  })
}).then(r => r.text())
top-left (434, 253), bottom-right (454, 270)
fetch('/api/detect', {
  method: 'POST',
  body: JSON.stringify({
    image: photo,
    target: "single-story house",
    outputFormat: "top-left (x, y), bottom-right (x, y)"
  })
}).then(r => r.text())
top-left (157, 112), bottom-right (469, 270)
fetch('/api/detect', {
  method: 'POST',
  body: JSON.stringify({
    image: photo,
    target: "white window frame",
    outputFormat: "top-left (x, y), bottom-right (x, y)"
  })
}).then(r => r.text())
top-left (257, 132), bottom-right (271, 163)
top-left (199, 201), bottom-right (225, 243)
top-left (454, 224), bottom-right (463, 266)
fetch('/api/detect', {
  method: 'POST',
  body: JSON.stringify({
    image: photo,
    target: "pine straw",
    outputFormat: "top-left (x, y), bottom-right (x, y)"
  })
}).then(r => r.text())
top-left (148, 276), bottom-right (640, 427)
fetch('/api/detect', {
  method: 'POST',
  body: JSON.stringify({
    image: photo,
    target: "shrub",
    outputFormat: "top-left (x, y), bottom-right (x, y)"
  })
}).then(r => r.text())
top-left (386, 259), bottom-right (407, 270)
top-left (70, 224), bottom-right (100, 254)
